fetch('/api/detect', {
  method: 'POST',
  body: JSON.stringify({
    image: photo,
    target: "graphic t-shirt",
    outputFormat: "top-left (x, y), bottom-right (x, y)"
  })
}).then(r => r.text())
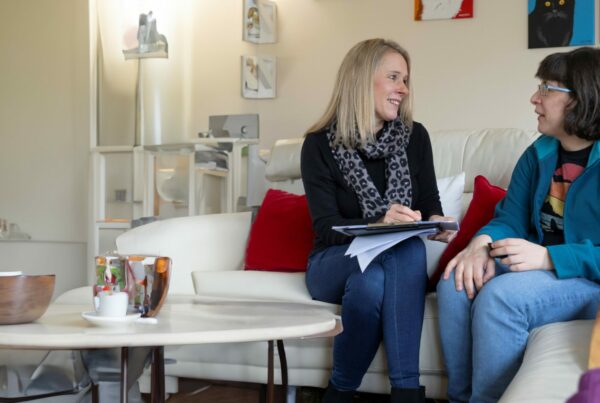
top-left (540, 145), bottom-right (592, 246)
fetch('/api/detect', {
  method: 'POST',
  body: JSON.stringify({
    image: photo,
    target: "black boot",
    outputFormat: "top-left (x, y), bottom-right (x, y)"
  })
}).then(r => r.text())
top-left (390, 386), bottom-right (425, 403)
top-left (322, 382), bottom-right (354, 403)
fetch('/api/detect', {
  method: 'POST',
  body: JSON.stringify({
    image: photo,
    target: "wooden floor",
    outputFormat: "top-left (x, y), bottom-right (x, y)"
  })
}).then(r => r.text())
top-left (142, 378), bottom-right (444, 403)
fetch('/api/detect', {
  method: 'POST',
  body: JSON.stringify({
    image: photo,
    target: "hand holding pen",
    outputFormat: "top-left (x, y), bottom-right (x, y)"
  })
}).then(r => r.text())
top-left (381, 202), bottom-right (421, 224)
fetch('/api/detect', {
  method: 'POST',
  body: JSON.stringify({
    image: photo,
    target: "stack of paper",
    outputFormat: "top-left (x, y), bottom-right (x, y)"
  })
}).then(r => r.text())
top-left (346, 228), bottom-right (437, 271)
top-left (333, 221), bottom-right (458, 272)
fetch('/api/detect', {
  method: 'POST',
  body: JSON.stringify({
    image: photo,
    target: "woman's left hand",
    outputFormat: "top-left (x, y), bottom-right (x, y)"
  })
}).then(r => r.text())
top-left (427, 214), bottom-right (457, 243)
top-left (490, 238), bottom-right (554, 271)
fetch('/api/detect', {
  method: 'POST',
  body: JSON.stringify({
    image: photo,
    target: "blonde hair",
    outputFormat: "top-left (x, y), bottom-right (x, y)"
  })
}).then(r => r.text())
top-left (306, 38), bottom-right (413, 148)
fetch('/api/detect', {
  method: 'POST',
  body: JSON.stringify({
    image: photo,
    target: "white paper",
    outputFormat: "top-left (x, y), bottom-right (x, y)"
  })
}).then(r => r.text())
top-left (347, 228), bottom-right (437, 272)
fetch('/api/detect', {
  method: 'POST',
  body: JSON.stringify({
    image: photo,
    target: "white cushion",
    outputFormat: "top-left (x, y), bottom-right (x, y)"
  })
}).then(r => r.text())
top-left (192, 270), bottom-right (322, 305)
top-left (423, 172), bottom-right (465, 278)
top-left (437, 172), bottom-right (465, 221)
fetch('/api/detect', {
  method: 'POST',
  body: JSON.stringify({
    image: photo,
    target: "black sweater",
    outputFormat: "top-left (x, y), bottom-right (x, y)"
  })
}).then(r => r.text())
top-left (300, 122), bottom-right (443, 254)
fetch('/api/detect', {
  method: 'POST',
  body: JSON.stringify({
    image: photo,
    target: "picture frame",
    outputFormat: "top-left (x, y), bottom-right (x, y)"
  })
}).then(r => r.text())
top-left (243, 0), bottom-right (277, 44)
top-left (414, 0), bottom-right (473, 21)
top-left (528, 0), bottom-right (594, 49)
top-left (241, 55), bottom-right (276, 99)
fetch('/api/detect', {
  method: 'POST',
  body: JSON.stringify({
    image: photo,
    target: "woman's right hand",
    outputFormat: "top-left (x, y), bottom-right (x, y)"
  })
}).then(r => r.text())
top-left (443, 234), bottom-right (495, 299)
top-left (381, 203), bottom-right (422, 224)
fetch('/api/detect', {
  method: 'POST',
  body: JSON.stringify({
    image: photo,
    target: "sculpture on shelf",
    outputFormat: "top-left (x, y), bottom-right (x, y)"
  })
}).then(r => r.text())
top-left (123, 10), bottom-right (168, 59)
top-left (0, 218), bottom-right (31, 240)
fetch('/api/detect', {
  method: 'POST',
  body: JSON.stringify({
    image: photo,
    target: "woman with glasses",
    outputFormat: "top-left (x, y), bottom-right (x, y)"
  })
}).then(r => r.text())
top-left (437, 46), bottom-right (600, 402)
top-left (300, 38), bottom-right (454, 403)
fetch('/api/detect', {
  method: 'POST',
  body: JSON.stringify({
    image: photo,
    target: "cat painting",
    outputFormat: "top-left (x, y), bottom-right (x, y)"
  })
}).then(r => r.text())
top-left (529, 0), bottom-right (576, 48)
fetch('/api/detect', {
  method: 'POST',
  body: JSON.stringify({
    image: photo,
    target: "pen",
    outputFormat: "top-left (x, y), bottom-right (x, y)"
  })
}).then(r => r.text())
top-left (488, 242), bottom-right (508, 259)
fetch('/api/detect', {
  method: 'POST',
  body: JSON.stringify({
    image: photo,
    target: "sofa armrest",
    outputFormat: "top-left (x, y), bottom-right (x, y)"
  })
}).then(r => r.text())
top-left (500, 320), bottom-right (593, 402)
top-left (116, 212), bottom-right (252, 295)
top-left (53, 286), bottom-right (93, 306)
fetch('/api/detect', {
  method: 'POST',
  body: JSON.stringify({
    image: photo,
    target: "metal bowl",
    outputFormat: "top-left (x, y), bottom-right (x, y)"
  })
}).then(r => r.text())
top-left (0, 274), bottom-right (55, 325)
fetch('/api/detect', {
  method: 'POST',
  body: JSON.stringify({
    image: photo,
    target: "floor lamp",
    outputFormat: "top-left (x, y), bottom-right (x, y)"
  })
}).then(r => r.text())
top-left (122, 10), bottom-right (168, 146)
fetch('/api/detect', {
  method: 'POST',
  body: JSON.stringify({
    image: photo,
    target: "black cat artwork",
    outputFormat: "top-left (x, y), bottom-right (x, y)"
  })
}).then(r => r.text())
top-left (529, 0), bottom-right (576, 48)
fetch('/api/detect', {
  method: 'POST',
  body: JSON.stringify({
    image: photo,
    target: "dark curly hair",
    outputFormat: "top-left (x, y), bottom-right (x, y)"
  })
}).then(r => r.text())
top-left (536, 47), bottom-right (600, 141)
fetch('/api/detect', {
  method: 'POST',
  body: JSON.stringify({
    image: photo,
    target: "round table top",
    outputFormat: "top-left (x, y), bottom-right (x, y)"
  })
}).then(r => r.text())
top-left (0, 297), bottom-right (340, 350)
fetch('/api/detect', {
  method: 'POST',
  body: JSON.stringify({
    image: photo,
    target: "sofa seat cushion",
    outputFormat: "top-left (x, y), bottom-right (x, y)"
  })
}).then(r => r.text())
top-left (192, 270), bottom-right (332, 307)
top-left (500, 320), bottom-right (593, 402)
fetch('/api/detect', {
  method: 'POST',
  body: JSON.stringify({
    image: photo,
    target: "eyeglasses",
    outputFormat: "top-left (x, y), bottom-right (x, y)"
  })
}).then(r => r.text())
top-left (537, 83), bottom-right (572, 97)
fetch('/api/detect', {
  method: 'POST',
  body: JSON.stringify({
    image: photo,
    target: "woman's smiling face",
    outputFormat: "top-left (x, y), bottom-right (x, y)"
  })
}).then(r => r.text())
top-left (373, 50), bottom-right (409, 132)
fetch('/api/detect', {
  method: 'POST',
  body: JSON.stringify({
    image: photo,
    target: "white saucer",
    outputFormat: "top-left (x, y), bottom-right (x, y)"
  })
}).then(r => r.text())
top-left (81, 311), bottom-right (141, 327)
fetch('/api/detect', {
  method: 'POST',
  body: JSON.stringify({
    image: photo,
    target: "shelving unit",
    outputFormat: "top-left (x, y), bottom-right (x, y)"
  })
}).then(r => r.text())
top-left (143, 137), bottom-right (259, 217)
top-left (90, 146), bottom-right (136, 256)
top-left (90, 138), bottom-right (261, 256)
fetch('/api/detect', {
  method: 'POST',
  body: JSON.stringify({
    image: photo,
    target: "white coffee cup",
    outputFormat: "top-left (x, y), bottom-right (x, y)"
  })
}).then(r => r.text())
top-left (94, 291), bottom-right (128, 317)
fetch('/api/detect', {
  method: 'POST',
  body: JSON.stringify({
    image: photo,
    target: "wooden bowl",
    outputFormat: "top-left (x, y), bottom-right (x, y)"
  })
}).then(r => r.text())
top-left (0, 274), bottom-right (55, 325)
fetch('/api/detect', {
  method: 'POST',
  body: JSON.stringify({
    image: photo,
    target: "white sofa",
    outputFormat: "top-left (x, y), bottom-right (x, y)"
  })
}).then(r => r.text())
top-left (115, 128), bottom-right (593, 401)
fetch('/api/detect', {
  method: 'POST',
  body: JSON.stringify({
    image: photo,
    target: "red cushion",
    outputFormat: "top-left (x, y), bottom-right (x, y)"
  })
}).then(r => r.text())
top-left (427, 175), bottom-right (507, 291)
top-left (244, 189), bottom-right (315, 272)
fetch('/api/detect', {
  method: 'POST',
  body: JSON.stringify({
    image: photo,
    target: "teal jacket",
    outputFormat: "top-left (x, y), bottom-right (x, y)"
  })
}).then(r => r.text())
top-left (477, 135), bottom-right (600, 280)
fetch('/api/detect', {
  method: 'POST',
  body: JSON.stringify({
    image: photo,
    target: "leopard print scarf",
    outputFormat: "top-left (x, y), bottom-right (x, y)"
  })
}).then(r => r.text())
top-left (327, 118), bottom-right (412, 218)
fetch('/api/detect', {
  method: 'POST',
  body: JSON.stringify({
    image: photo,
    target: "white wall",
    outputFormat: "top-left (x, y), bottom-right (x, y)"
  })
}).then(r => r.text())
top-left (0, 241), bottom-right (87, 298)
top-left (0, 0), bottom-right (89, 290)
top-left (98, 1), bottom-right (599, 150)
top-left (0, 0), bottom-right (89, 242)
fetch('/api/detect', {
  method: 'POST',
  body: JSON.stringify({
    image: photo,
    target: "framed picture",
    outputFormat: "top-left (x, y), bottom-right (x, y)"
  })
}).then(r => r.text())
top-left (241, 55), bottom-right (276, 99)
top-left (414, 0), bottom-right (473, 21)
top-left (243, 0), bottom-right (277, 44)
top-left (528, 0), bottom-right (594, 49)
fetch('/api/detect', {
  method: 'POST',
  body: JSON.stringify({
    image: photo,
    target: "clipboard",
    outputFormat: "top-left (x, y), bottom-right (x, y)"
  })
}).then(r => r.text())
top-left (332, 221), bottom-right (459, 237)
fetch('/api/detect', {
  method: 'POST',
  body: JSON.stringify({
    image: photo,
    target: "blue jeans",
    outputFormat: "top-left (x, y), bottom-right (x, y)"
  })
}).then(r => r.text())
top-left (306, 237), bottom-right (427, 391)
top-left (437, 265), bottom-right (600, 403)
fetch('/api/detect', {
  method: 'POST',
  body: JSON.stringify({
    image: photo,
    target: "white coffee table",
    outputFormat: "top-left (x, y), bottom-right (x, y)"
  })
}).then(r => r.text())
top-left (0, 296), bottom-right (341, 403)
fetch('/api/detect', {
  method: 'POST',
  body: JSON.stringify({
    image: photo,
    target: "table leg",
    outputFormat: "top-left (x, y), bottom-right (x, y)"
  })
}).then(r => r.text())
top-left (265, 340), bottom-right (289, 403)
top-left (150, 346), bottom-right (165, 403)
top-left (91, 382), bottom-right (99, 403)
top-left (276, 340), bottom-right (288, 401)
top-left (267, 340), bottom-right (274, 403)
top-left (120, 347), bottom-right (128, 403)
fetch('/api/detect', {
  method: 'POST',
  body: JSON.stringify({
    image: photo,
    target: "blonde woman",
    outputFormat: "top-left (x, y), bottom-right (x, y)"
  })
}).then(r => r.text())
top-left (301, 38), bottom-right (453, 403)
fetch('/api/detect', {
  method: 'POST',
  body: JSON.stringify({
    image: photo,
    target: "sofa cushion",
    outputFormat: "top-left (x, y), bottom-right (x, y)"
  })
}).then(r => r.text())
top-left (423, 172), bottom-right (465, 279)
top-left (437, 171), bottom-right (465, 221)
top-left (192, 270), bottom-right (331, 307)
top-left (428, 175), bottom-right (506, 290)
top-left (245, 189), bottom-right (315, 272)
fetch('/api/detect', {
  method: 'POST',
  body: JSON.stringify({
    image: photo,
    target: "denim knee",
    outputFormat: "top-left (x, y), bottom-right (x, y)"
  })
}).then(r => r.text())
top-left (343, 266), bottom-right (384, 315)
top-left (381, 237), bottom-right (427, 279)
top-left (436, 272), bottom-right (459, 301)
top-left (470, 275), bottom-right (522, 331)
top-left (382, 237), bottom-right (425, 262)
